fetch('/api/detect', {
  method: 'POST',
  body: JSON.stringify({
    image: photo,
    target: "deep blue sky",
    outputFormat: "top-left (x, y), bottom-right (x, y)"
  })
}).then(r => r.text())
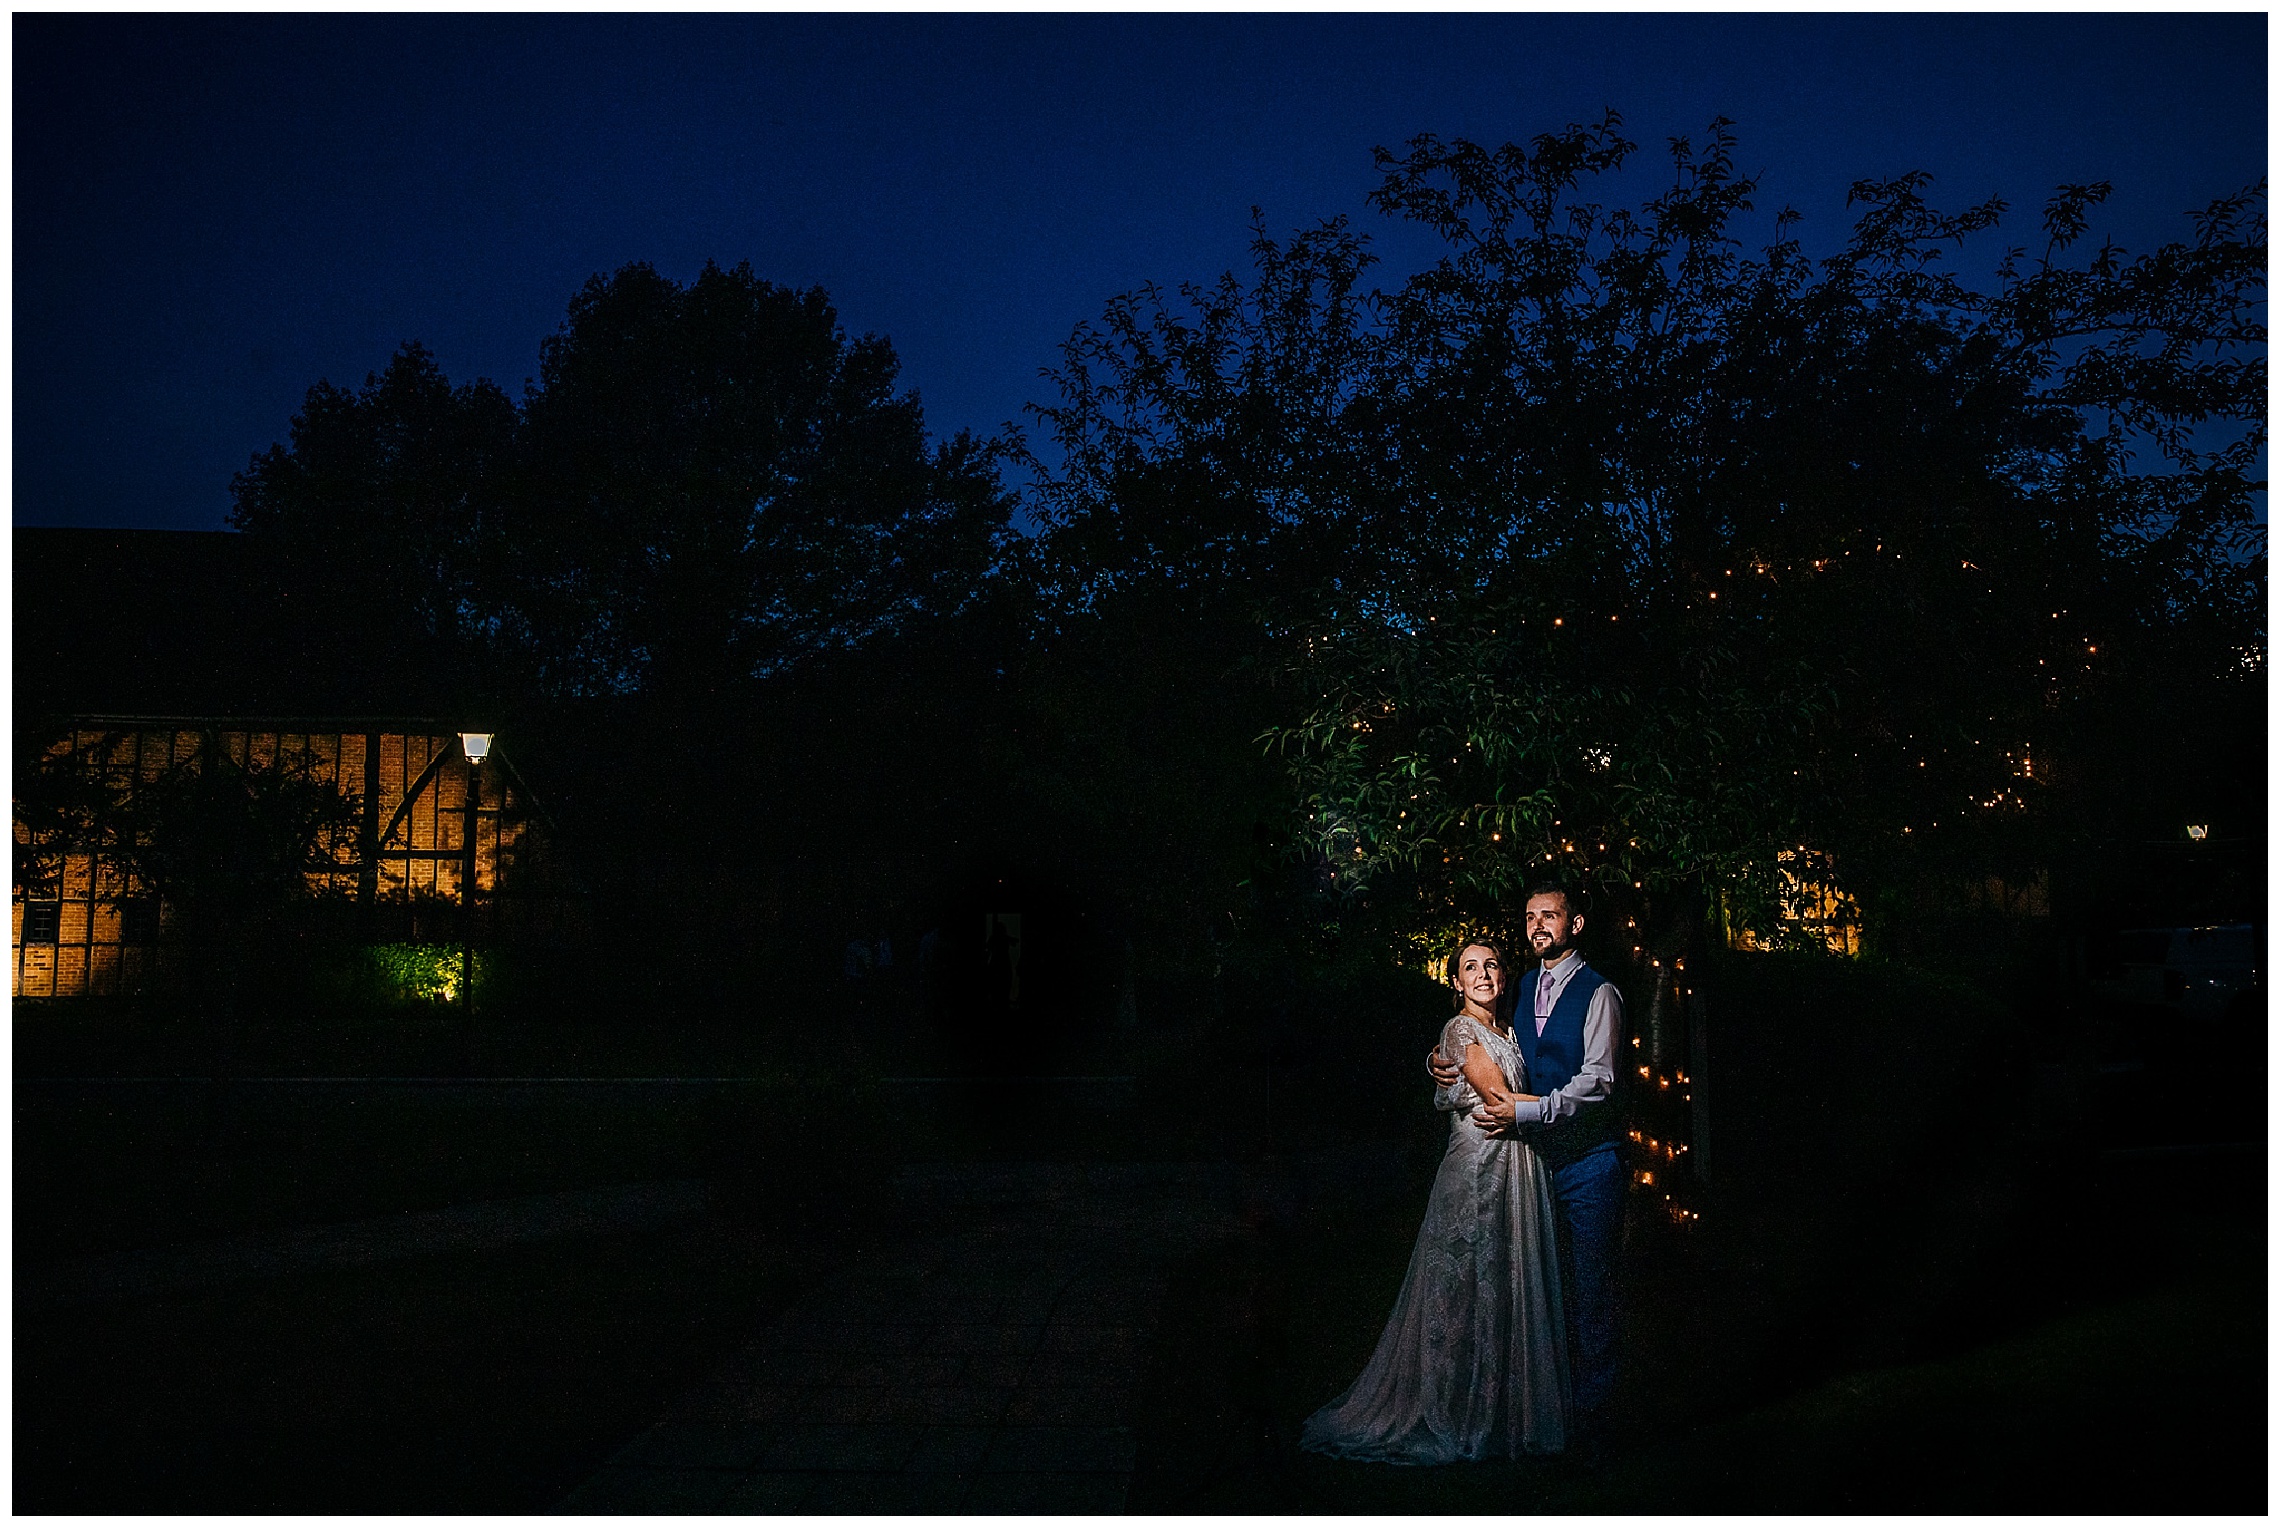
top-left (14, 13), bottom-right (2267, 531)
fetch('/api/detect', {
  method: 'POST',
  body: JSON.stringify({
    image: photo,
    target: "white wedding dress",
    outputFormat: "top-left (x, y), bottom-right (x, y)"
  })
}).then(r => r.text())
top-left (1300, 1013), bottom-right (1570, 1461)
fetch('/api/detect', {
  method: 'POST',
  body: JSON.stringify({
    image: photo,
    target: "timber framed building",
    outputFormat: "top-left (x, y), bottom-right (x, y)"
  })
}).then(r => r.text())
top-left (13, 717), bottom-right (542, 998)
top-left (14, 527), bottom-right (569, 1000)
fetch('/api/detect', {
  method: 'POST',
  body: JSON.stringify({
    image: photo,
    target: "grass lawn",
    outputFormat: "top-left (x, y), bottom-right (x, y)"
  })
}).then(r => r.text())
top-left (15, 1086), bottom-right (737, 1261)
top-left (1538, 1223), bottom-right (2266, 1513)
top-left (11, 983), bottom-right (877, 1082)
top-left (13, 1214), bottom-right (838, 1514)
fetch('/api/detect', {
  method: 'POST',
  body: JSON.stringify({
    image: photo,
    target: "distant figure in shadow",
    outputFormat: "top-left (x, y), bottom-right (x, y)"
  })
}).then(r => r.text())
top-left (1300, 935), bottom-right (1570, 1461)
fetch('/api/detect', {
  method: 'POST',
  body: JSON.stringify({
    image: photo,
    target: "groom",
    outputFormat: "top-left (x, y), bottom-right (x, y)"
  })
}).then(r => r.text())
top-left (1428, 881), bottom-right (1626, 1434)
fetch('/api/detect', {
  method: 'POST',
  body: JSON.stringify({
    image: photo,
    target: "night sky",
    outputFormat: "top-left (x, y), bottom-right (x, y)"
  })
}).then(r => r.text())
top-left (14, 12), bottom-right (2266, 532)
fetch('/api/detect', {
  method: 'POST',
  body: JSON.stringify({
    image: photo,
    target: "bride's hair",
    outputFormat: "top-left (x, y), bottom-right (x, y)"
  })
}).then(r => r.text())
top-left (1446, 934), bottom-right (1514, 1016)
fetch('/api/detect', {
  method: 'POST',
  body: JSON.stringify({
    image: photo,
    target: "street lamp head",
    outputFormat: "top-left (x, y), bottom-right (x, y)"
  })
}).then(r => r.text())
top-left (460, 732), bottom-right (494, 765)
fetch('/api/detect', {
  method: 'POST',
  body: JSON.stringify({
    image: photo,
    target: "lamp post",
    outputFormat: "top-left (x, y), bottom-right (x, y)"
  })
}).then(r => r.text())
top-left (459, 732), bottom-right (493, 1015)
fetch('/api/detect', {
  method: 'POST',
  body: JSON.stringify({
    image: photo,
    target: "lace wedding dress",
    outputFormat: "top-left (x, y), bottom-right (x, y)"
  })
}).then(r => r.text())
top-left (1299, 1013), bottom-right (1570, 1461)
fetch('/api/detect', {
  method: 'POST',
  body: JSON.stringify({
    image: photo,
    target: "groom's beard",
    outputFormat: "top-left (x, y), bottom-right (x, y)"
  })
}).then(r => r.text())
top-left (1529, 931), bottom-right (1573, 962)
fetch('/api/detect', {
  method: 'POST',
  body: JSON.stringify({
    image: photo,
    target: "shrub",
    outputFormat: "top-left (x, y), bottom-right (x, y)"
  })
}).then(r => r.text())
top-left (360, 943), bottom-right (487, 1005)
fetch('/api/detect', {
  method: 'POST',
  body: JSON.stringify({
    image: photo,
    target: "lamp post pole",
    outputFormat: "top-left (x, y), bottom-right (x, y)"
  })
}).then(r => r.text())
top-left (458, 733), bottom-right (493, 1017)
top-left (463, 757), bottom-right (478, 1018)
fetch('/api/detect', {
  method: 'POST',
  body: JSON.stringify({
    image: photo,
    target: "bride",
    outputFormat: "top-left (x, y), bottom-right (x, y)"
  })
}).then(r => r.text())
top-left (1299, 936), bottom-right (1570, 1461)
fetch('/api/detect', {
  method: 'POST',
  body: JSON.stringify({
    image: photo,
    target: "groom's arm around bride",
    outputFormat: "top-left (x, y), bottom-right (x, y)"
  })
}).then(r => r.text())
top-left (1423, 889), bottom-right (1623, 1144)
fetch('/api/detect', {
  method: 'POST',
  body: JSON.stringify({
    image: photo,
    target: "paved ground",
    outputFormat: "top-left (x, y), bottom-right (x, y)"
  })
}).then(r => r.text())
top-left (17, 1180), bottom-right (713, 1308)
top-left (554, 1162), bottom-right (1253, 1514)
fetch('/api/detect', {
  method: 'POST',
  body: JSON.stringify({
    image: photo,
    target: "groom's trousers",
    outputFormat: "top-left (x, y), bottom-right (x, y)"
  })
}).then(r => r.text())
top-left (1551, 1142), bottom-right (1625, 1418)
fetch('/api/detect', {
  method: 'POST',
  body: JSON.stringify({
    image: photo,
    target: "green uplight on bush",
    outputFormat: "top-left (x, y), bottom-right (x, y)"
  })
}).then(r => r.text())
top-left (364, 942), bottom-right (487, 1003)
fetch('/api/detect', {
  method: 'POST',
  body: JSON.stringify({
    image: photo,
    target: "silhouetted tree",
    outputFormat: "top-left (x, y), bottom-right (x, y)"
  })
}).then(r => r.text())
top-left (1029, 115), bottom-right (2265, 953)
top-left (508, 261), bottom-right (1014, 701)
top-left (233, 263), bottom-right (1015, 709)
top-left (230, 341), bottom-right (517, 705)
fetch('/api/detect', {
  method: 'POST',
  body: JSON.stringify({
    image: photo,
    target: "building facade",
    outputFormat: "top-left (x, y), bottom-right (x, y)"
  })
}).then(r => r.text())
top-left (13, 717), bottom-right (537, 998)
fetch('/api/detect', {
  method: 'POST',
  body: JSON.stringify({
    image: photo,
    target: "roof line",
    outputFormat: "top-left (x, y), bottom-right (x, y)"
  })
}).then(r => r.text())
top-left (54, 714), bottom-right (460, 730)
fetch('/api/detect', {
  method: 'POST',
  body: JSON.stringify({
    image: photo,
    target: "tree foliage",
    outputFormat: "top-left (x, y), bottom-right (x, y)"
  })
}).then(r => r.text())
top-left (229, 342), bottom-right (517, 704)
top-left (213, 129), bottom-right (2263, 982)
top-left (15, 732), bottom-right (361, 919)
top-left (510, 262), bottom-right (1014, 698)
top-left (1028, 115), bottom-right (2265, 947)
top-left (231, 261), bottom-right (1016, 706)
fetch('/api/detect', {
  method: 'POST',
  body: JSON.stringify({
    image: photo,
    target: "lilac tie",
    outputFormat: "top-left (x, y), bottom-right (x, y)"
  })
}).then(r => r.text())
top-left (1535, 968), bottom-right (1555, 1035)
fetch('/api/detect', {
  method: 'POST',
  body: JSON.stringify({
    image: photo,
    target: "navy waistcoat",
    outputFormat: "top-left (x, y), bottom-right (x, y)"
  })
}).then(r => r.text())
top-left (1516, 959), bottom-right (1621, 1171)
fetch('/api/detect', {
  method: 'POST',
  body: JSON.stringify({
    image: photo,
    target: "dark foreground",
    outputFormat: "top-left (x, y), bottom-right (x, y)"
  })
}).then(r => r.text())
top-left (14, 986), bottom-right (2267, 1514)
top-left (1133, 1142), bottom-right (2264, 1513)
